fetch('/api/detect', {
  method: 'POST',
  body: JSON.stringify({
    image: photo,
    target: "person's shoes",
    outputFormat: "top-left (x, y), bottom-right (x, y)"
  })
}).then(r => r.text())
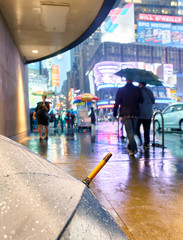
top-left (128, 150), bottom-right (137, 156)
top-left (143, 144), bottom-right (149, 149)
top-left (120, 136), bottom-right (126, 139)
top-left (39, 137), bottom-right (42, 141)
top-left (44, 136), bottom-right (48, 141)
top-left (127, 148), bottom-right (130, 153)
top-left (139, 139), bottom-right (143, 146)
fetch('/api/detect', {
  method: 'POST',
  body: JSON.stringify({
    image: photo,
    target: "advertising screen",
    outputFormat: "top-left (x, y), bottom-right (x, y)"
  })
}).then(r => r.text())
top-left (93, 62), bottom-right (122, 90)
top-left (93, 61), bottom-right (173, 91)
top-left (138, 16), bottom-right (183, 47)
top-left (93, 61), bottom-right (141, 91)
top-left (52, 65), bottom-right (60, 87)
top-left (138, 21), bottom-right (172, 46)
top-left (138, 13), bottom-right (183, 24)
top-left (101, 3), bottom-right (135, 44)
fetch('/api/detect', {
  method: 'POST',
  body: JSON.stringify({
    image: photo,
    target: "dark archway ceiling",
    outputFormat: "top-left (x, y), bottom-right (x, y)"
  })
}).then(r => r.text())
top-left (0, 0), bottom-right (116, 63)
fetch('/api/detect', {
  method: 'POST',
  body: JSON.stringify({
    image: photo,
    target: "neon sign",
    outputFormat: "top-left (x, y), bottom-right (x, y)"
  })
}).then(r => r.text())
top-left (97, 104), bottom-right (114, 109)
top-left (138, 13), bottom-right (183, 24)
top-left (93, 61), bottom-right (171, 91)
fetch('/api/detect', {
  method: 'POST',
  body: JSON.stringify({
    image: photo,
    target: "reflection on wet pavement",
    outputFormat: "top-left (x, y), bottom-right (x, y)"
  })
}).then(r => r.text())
top-left (19, 122), bottom-right (183, 240)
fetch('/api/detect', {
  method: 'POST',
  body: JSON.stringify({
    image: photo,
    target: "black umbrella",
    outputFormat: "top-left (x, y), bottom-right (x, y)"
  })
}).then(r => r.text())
top-left (115, 68), bottom-right (163, 86)
top-left (1, 136), bottom-right (128, 240)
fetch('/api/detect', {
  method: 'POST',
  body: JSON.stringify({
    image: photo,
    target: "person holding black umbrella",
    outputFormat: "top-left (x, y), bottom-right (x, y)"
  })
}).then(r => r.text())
top-left (113, 78), bottom-right (144, 156)
top-left (136, 82), bottom-right (155, 149)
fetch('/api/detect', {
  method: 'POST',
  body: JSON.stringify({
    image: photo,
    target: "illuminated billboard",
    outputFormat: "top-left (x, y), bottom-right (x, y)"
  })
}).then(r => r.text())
top-left (101, 3), bottom-right (135, 44)
top-left (52, 65), bottom-right (60, 87)
top-left (93, 61), bottom-right (139, 90)
top-left (138, 13), bottom-right (183, 47)
top-left (157, 64), bottom-right (174, 83)
top-left (138, 13), bottom-right (183, 24)
top-left (138, 21), bottom-right (172, 46)
top-left (93, 61), bottom-right (173, 91)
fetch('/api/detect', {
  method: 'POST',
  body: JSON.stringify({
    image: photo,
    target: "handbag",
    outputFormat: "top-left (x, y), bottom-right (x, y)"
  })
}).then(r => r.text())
top-left (44, 111), bottom-right (49, 119)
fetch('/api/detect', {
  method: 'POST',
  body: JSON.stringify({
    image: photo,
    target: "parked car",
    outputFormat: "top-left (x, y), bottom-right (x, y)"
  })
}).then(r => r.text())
top-left (154, 103), bottom-right (183, 131)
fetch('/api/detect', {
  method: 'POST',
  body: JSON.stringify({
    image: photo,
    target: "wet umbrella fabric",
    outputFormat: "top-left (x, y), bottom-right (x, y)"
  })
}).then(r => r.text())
top-left (32, 90), bottom-right (55, 96)
top-left (74, 93), bottom-right (100, 102)
top-left (1, 135), bottom-right (128, 240)
top-left (115, 68), bottom-right (162, 86)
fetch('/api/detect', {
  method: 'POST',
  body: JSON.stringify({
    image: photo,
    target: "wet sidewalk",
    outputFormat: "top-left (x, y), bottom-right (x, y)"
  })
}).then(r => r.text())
top-left (19, 122), bottom-right (183, 240)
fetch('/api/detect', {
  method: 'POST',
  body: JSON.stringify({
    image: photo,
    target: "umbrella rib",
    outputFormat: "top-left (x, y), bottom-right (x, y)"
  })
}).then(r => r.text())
top-left (56, 203), bottom-right (78, 239)
top-left (56, 194), bottom-right (83, 239)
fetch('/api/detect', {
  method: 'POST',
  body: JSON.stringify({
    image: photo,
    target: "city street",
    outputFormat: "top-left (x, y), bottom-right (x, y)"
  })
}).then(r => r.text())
top-left (19, 122), bottom-right (183, 240)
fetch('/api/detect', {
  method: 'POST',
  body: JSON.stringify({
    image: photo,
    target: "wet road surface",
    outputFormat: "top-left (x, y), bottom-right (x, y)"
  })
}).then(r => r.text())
top-left (19, 122), bottom-right (183, 240)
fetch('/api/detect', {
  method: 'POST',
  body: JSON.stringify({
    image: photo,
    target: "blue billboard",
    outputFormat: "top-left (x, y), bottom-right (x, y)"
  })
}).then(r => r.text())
top-left (138, 21), bottom-right (183, 47)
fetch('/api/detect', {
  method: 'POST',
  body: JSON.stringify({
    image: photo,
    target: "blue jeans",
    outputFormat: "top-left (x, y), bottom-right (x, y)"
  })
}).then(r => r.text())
top-left (123, 117), bottom-right (138, 152)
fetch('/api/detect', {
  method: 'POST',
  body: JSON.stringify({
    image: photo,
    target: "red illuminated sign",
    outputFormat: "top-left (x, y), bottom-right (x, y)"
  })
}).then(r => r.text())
top-left (138, 13), bottom-right (183, 24)
top-left (97, 104), bottom-right (114, 109)
top-left (52, 65), bottom-right (60, 87)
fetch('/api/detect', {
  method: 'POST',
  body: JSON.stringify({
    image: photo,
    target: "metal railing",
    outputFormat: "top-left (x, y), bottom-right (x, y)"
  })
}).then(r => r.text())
top-left (152, 111), bottom-right (165, 149)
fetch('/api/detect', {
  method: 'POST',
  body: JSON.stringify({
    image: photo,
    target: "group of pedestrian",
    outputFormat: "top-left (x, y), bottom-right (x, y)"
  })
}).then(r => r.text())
top-left (33, 83), bottom-right (154, 153)
top-left (113, 78), bottom-right (155, 156)
top-left (32, 95), bottom-right (78, 140)
top-left (65, 110), bottom-right (76, 129)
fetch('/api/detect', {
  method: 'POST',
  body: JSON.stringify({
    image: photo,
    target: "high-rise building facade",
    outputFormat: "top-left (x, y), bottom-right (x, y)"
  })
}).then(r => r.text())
top-left (67, 0), bottom-right (183, 111)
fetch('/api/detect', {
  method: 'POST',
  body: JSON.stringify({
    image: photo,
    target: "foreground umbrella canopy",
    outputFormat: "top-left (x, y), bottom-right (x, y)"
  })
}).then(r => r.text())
top-left (32, 90), bottom-right (55, 96)
top-left (74, 93), bottom-right (100, 102)
top-left (1, 135), bottom-right (128, 240)
top-left (115, 68), bottom-right (163, 86)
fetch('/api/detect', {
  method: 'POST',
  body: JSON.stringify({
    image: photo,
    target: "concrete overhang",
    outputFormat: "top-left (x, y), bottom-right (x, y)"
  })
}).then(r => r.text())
top-left (0, 0), bottom-right (116, 63)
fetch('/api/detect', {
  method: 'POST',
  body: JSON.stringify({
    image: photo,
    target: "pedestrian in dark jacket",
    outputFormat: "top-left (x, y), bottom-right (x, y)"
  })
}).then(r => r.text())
top-left (65, 111), bottom-right (70, 129)
top-left (113, 78), bottom-right (144, 156)
top-left (89, 107), bottom-right (96, 125)
top-left (33, 94), bottom-right (50, 141)
top-left (136, 82), bottom-right (155, 149)
top-left (70, 112), bottom-right (75, 128)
